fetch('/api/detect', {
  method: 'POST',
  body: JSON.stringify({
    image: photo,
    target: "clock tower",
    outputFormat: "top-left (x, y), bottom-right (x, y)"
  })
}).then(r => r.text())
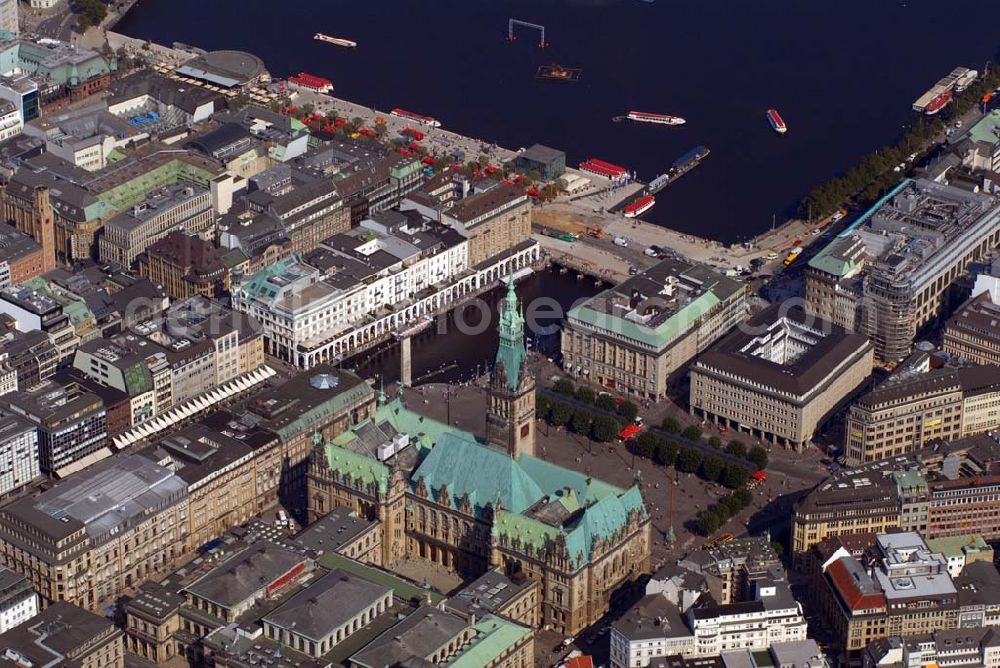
top-left (486, 278), bottom-right (536, 458)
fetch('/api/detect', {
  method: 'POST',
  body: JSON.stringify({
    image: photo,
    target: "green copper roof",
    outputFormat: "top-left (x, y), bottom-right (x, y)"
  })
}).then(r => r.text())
top-left (517, 455), bottom-right (623, 504)
top-left (331, 398), bottom-right (470, 451)
top-left (412, 432), bottom-right (545, 515)
top-left (808, 179), bottom-right (912, 276)
top-left (494, 279), bottom-right (527, 390)
top-left (493, 483), bottom-right (646, 569)
top-left (444, 615), bottom-right (531, 667)
top-left (324, 442), bottom-right (390, 495)
top-left (567, 290), bottom-right (721, 350)
top-left (926, 534), bottom-right (991, 559)
top-left (968, 109), bottom-right (1000, 146)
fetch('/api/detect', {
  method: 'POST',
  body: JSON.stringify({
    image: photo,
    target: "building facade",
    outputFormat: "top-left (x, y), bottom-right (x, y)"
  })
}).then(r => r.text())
top-left (307, 295), bottom-right (651, 636)
top-left (0, 454), bottom-right (188, 610)
top-left (844, 358), bottom-right (1000, 465)
top-left (690, 306), bottom-right (874, 451)
top-left (562, 259), bottom-right (748, 401)
top-left (806, 180), bottom-right (1000, 362)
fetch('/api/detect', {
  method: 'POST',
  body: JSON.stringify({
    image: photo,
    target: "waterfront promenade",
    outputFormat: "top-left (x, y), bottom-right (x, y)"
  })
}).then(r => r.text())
top-left (296, 88), bottom-right (818, 275)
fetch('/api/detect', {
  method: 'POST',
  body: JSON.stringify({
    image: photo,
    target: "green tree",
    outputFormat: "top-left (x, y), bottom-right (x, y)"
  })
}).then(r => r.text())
top-left (697, 510), bottom-right (722, 536)
top-left (635, 431), bottom-right (660, 459)
top-left (574, 386), bottom-right (595, 404)
top-left (708, 436), bottom-right (722, 449)
top-left (655, 440), bottom-right (678, 467)
top-left (478, 155), bottom-right (490, 166)
top-left (552, 378), bottom-right (575, 395)
top-left (595, 394), bottom-right (617, 412)
top-left (721, 465), bottom-right (750, 490)
top-left (733, 488), bottom-right (753, 509)
top-left (616, 400), bottom-right (639, 422)
top-left (571, 411), bottom-right (593, 436)
top-left (550, 402), bottom-right (573, 427)
top-left (726, 440), bottom-right (747, 458)
top-left (591, 415), bottom-right (619, 443)
top-left (771, 541), bottom-right (785, 558)
top-left (535, 394), bottom-right (551, 421)
top-left (700, 457), bottom-right (724, 483)
top-left (681, 425), bottom-right (702, 441)
top-left (677, 448), bottom-right (704, 474)
top-left (747, 446), bottom-right (769, 471)
top-left (661, 416), bottom-right (681, 433)
top-left (325, 110), bottom-right (340, 121)
top-left (717, 494), bottom-right (741, 518)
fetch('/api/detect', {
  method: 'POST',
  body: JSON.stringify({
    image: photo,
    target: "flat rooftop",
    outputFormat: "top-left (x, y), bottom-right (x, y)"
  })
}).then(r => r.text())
top-left (567, 258), bottom-right (744, 349)
top-left (3, 453), bottom-right (185, 545)
top-left (810, 179), bottom-right (1000, 283)
top-left (694, 305), bottom-right (872, 398)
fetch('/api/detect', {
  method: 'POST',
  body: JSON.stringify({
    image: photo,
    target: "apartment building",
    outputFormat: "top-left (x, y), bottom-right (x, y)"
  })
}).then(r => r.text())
top-left (844, 355), bottom-right (1000, 465)
top-left (0, 323), bottom-right (57, 388)
top-left (562, 259), bottom-right (748, 401)
top-left (690, 306), bottom-right (873, 451)
top-left (99, 183), bottom-right (214, 268)
top-left (0, 454), bottom-right (188, 609)
top-left (806, 179), bottom-right (1000, 362)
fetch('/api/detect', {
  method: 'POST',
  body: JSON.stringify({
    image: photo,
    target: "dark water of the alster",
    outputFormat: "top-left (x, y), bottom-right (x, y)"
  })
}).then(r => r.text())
top-left (117, 0), bottom-right (1000, 243)
top-left (349, 268), bottom-right (599, 386)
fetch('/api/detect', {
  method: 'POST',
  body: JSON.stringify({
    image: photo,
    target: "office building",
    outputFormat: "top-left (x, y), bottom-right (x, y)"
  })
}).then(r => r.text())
top-left (844, 355), bottom-right (1000, 465)
top-left (140, 418), bottom-right (283, 551)
top-left (0, 416), bottom-right (38, 497)
top-left (0, 602), bottom-right (123, 667)
top-left (0, 378), bottom-right (107, 475)
top-left (98, 183), bottom-right (214, 268)
top-left (0, 100), bottom-right (20, 141)
top-left (0, 222), bottom-right (44, 288)
top-left (691, 306), bottom-right (873, 451)
top-left (440, 182), bottom-right (531, 266)
top-left (0, 0), bottom-right (15, 39)
top-left (792, 433), bottom-right (1000, 563)
top-left (863, 628), bottom-right (1000, 668)
top-left (817, 533), bottom-right (961, 653)
top-left (73, 296), bottom-right (264, 424)
top-left (944, 291), bottom-right (1000, 366)
top-left (138, 230), bottom-right (230, 299)
top-left (806, 179), bottom-right (1000, 361)
top-left (562, 259), bottom-right (748, 400)
top-left (0, 568), bottom-right (36, 634)
top-left (0, 454), bottom-right (188, 609)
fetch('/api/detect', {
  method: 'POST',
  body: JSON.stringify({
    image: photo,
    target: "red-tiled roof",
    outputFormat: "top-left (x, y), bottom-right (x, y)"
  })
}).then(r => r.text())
top-left (827, 557), bottom-right (885, 612)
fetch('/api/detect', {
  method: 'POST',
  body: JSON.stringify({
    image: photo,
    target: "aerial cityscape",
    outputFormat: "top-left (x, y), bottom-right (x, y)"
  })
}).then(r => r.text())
top-left (0, 1), bottom-right (996, 668)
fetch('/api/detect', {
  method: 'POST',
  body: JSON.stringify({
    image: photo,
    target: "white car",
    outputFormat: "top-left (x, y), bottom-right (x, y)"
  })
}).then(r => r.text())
top-left (613, 237), bottom-right (629, 247)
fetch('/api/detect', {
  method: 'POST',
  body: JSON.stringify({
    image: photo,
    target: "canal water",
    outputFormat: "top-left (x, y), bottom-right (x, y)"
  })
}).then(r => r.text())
top-left (350, 266), bottom-right (600, 385)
